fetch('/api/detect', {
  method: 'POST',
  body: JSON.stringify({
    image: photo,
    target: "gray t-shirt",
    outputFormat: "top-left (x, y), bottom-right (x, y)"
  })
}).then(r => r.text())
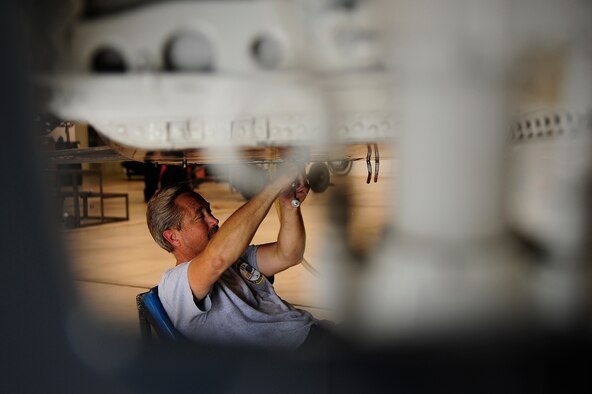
top-left (158, 245), bottom-right (317, 349)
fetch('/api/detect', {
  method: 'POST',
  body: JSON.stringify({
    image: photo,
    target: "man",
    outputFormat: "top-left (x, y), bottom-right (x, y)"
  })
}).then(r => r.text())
top-left (146, 168), bottom-right (321, 349)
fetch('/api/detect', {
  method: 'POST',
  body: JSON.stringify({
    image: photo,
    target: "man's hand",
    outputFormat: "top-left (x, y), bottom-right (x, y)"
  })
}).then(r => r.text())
top-left (279, 173), bottom-right (310, 209)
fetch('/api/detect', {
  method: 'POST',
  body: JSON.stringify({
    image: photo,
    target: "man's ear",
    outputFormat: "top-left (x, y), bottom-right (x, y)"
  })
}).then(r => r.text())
top-left (163, 229), bottom-right (180, 248)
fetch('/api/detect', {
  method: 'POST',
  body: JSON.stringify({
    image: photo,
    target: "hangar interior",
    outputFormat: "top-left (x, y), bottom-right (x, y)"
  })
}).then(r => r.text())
top-left (3, 0), bottom-right (592, 392)
top-left (60, 147), bottom-right (394, 335)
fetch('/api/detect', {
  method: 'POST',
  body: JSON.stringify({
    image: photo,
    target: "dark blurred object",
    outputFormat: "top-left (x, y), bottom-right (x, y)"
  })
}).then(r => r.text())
top-left (87, 124), bottom-right (107, 147)
top-left (121, 160), bottom-right (147, 179)
top-left (32, 112), bottom-right (62, 135)
top-left (160, 164), bottom-right (192, 189)
top-left (143, 163), bottom-right (160, 202)
top-left (55, 121), bottom-right (82, 187)
top-left (132, 162), bottom-right (196, 203)
top-left (83, 0), bottom-right (159, 18)
top-left (1, 2), bottom-right (112, 391)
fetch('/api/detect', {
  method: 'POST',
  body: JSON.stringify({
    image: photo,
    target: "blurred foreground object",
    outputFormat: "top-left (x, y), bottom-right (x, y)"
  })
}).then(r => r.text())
top-left (321, 0), bottom-right (592, 343)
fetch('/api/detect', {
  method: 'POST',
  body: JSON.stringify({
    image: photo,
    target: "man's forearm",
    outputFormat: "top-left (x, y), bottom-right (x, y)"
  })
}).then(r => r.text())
top-left (276, 205), bottom-right (306, 267)
top-left (203, 178), bottom-right (285, 272)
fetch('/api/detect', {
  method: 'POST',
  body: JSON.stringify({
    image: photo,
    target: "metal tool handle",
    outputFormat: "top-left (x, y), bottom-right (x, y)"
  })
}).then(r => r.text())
top-left (291, 182), bottom-right (300, 208)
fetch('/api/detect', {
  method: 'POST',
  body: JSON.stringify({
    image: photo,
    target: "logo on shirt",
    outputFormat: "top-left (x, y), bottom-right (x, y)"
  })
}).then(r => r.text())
top-left (238, 261), bottom-right (264, 285)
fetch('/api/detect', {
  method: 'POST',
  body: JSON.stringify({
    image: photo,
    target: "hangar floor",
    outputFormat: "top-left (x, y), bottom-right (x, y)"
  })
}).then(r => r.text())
top-left (62, 160), bottom-right (393, 339)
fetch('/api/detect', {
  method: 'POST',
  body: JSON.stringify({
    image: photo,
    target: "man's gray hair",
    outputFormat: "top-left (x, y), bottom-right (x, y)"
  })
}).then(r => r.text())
top-left (146, 184), bottom-right (195, 252)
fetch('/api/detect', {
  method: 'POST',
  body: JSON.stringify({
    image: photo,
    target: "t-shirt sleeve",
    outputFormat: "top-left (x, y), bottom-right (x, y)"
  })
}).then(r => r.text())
top-left (242, 244), bottom-right (259, 270)
top-left (158, 262), bottom-right (211, 327)
top-left (242, 244), bottom-right (276, 284)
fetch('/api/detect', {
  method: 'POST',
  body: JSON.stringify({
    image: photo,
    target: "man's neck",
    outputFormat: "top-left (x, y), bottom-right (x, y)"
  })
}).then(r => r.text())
top-left (174, 251), bottom-right (194, 266)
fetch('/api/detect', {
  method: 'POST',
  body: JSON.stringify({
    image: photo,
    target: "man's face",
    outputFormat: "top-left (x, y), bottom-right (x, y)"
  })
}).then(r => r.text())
top-left (175, 192), bottom-right (219, 257)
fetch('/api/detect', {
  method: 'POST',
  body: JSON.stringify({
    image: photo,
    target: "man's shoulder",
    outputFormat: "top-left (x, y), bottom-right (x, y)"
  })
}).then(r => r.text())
top-left (159, 261), bottom-right (190, 291)
top-left (158, 261), bottom-right (195, 312)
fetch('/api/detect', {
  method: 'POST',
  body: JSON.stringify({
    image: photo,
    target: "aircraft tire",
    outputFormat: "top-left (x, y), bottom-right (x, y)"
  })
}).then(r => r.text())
top-left (307, 162), bottom-right (331, 193)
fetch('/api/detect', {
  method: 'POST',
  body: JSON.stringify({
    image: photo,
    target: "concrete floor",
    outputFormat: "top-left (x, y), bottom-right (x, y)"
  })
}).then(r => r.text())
top-left (62, 160), bottom-right (393, 338)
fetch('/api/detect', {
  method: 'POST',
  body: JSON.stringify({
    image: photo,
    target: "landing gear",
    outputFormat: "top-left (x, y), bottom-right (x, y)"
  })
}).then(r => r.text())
top-left (307, 162), bottom-right (331, 193)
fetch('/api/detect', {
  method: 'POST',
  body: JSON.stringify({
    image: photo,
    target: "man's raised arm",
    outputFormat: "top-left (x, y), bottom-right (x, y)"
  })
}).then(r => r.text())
top-left (256, 175), bottom-right (310, 277)
top-left (187, 170), bottom-right (297, 300)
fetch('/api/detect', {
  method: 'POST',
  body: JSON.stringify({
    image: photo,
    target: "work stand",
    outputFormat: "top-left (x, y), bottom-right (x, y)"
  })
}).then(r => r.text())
top-left (47, 169), bottom-right (129, 228)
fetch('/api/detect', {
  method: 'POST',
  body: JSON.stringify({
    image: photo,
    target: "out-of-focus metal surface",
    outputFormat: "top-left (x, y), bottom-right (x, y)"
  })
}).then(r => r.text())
top-left (318, 0), bottom-right (592, 343)
top-left (45, 0), bottom-right (393, 155)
